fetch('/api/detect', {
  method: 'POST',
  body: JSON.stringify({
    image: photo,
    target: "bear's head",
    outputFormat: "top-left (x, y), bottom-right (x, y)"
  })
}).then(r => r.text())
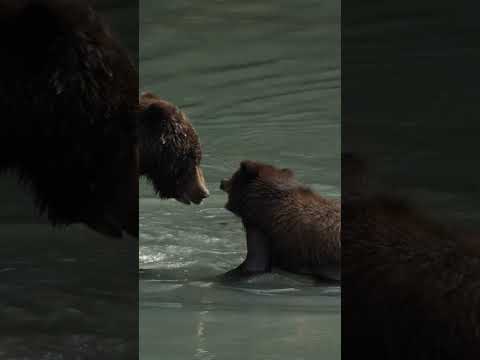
top-left (138, 92), bottom-right (209, 205)
top-left (220, 160), bottom-right (296, 217)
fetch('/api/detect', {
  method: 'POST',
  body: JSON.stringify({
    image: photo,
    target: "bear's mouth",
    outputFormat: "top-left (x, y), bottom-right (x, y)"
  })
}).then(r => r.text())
top-left (175, 167), bottom-right (210, 205)
top-left (220, 178), bottom-right (231, 193)
top-left (220, 178), bottom-right (235, 212)
top-left (176, 193), bottom-right (207, 205)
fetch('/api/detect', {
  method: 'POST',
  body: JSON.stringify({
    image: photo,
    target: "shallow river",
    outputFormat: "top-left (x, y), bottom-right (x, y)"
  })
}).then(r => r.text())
top-left (139, 1), bottom-right (341, 359)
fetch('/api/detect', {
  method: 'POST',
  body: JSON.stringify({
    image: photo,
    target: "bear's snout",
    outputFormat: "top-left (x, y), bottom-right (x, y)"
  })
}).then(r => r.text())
top-left (220, 178), bottom-right (230, 192)
top-left (192, 185), bottom-right (210, 204)
top-left (181, 166), bottom-right (209, 205)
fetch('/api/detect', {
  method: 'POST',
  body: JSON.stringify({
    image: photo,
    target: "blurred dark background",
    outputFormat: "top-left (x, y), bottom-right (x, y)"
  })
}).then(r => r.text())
top-left (97, 0), bottom-right (138, 62)
top-left (343, 1), bottom-right (480, 358)
top-left (343, 1), bottom-right (480, 228)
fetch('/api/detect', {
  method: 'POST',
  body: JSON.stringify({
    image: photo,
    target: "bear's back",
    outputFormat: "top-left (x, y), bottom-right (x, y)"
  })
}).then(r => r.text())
top-left (270, 189), bottom-right (341, 275)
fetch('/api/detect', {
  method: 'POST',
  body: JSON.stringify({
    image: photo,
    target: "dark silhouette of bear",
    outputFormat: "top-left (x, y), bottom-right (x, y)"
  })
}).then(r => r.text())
top-left (0, 0), bottom-right (138, 237)
top-left (138, 92), bottom-right (209, 205)
top-left (342, 154), bottom-right (480, 359)
top-left (220, 160), bottom-right (340, 280)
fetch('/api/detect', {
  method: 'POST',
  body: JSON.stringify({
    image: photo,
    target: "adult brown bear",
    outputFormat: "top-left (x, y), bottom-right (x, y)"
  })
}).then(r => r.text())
top-left (0, 0), bottom-right (139, 237)
top-left (220, 160), bottom-right (340, 280)
top-left (137, 92), bottom-right (209, 206)
top-left (0, 0), bottom-right (140, 237)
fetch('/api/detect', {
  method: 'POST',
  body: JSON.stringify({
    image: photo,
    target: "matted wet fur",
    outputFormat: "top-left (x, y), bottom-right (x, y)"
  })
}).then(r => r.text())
top-left (137, 92), bottom-right (209, 205)
top-left (220, 160), bottom-right (341, 280)
top-left (0, 0), bottom-right (138, 237)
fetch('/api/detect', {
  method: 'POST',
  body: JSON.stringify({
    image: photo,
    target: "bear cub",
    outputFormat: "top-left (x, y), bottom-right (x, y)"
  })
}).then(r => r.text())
top-left (220, 160), bottom-right (341, 280)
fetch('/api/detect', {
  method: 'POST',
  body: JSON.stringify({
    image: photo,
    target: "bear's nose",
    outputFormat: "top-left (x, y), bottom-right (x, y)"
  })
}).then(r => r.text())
top-left (193, 187), bottom-right (209, 205)
top-left (201, 188), bottom-right (210, 199)
top-left (220, 179), bottom-right (226, 191)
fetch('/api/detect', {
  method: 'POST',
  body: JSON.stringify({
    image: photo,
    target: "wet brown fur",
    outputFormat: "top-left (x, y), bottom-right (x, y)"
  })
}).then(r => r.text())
top-left (137, 92), bottom-right (205, 203)
top-left (222, 160), bottom-right (341, 277)
top-left (0, 0), bottom-right (138, 237)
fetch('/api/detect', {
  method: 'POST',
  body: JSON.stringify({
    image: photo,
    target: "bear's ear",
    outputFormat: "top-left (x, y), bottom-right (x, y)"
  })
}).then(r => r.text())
top-left (240, 160), bottom-right (259, 178)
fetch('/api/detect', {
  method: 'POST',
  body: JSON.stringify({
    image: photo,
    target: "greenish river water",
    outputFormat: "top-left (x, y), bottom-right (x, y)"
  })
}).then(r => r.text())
top-left (139, 1), bottom-right (341, 359)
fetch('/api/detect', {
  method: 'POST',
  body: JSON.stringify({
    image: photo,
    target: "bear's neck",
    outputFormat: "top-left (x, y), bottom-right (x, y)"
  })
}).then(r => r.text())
top-left (243, 226), bottom-right (272, 273)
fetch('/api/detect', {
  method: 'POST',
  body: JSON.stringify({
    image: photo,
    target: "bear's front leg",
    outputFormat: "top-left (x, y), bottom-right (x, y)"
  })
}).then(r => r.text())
top-left (223, 226), bottom-right (272, 280)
